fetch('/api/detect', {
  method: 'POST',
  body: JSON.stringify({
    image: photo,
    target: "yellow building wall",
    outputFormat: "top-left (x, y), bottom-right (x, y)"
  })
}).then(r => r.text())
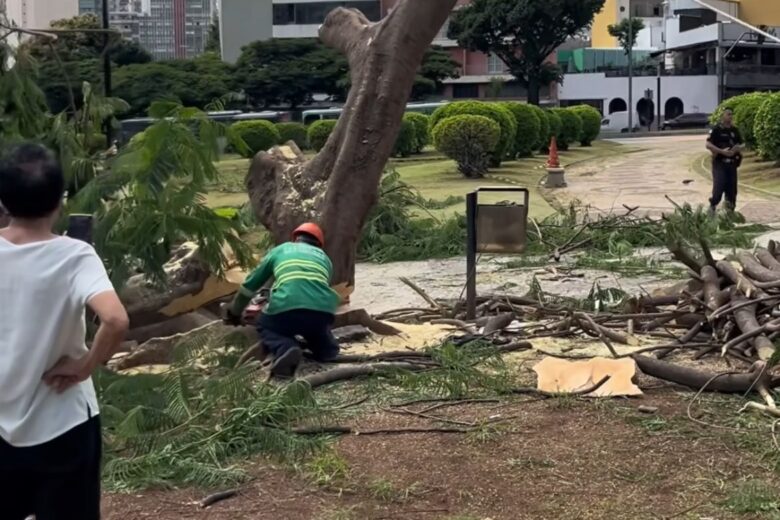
top-left (739, 0), bottom-right (780, 27)
top-left (592, 0), bottom-right (619, 48)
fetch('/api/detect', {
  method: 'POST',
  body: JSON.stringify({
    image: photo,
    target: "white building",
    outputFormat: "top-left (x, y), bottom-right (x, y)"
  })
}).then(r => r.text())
top-left (4, 0), bottom-right (79, 46)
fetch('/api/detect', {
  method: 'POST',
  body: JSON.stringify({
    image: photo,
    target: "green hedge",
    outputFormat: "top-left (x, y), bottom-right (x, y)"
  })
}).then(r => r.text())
top-left (232, 120), bottom-right (281, 158)
top-left (733, 93), bottom-right (769, 149)
top-left (569, 105), bottom-right (601, 146)
top-left (543, 110), bottom-right (562, 151)
top-left (754, 93), bottom-right (780, 160)
top-left (275, 122), bottom-right (308, 149)
top-left (430, 101), bottom-right (516, 166)
top-left (551, 108), bottom-right (582, 150)
top-left (404, 112), bottom-right (430, 153)
top-left (433, 114), bottom-right (501, 178)
top-left (393, 118), bottom-right (417, 158)
top-left (501, 102), bottom-right (541, 157)
top-left (307, 120), bottom-right (338, 152)
top-left (528, 104), bottom-right (550, 151)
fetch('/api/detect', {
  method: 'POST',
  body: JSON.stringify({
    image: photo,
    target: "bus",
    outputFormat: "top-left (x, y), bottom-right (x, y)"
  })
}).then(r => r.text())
top-left (118, 110), bottom-right (291, 143)
top-left (301, 101), bottom-right (449, 125)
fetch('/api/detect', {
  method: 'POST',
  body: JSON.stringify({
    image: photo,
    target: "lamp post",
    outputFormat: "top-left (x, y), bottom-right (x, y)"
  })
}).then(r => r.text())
top-left (628, 0), bottom-right (634, 133)
top-left (102, 0), bottom-right (113, 144)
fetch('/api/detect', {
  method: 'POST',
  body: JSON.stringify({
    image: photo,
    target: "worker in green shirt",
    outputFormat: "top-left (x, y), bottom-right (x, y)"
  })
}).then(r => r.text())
top-left (224, 223), bottom-right (342, 378)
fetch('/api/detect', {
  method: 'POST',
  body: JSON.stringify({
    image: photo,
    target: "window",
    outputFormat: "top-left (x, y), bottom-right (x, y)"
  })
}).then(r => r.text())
top-left (488, 53), bottom-right (505, 74)
top-left (273, 2), bottom-right (381, 25)
top-left (453, 84), bottom-right (479, 99)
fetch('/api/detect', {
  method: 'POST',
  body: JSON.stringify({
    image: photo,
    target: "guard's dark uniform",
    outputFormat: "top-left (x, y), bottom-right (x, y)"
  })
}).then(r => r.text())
top-left (707, 124), bottom-right (743, 210)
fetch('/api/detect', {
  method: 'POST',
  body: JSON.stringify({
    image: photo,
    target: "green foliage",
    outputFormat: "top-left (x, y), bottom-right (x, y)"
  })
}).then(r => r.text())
top-left (232, 120), bottom-right (281, 158)
top-left (113, 54), bottom-right (237, 117)
top-left (68, 101), bottom-right (254, 285)
top-left (275, 122), bottom-right (309, 149)
top-left (448, 0), bottom-right (606, 104)
top-left (235, 39), bottom-right (347, 108)
top-left (412, 46), bottom-right (462, 100)
top-left (20, 14), bottom-right (151, 113)
top-left (733, 93), bottom-right (768, 148)
top-left (542, 109), bottom-right (562, 150)
top-left (569, 105), bottom-right (602, 146)
top-left (393, 117), bottom-right (417, 158)
top-left (430, 100), bottom-right (516, 166)
top-left (501, 102), bottom-right (541, 157)
top-left (754, 93), bottom-right (780, 160)
top-left (0, 49), bottom-right (50, 139)
top-left (359, 170), bottom-right (466, 262)
top-left (303, 450), bottom-right (350, 487)
top-left (97, 330), bottom-right (327, 490)
top-left (307, 120), bottom-right (338, 152)
top-left (404, 112), bottom-right (431, 153)
top-left (528, 104), bottom-right (550, 149)
top-left (607, 18), bottom-right (646, 56)
top-left (432, 115), bottom-right (501, 177)
top-left (551, 108), bottom-right (582, 150)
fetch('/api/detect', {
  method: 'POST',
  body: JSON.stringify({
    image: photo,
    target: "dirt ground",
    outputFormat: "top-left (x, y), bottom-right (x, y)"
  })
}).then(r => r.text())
top-left (103, 384), bottom-right (780, 520)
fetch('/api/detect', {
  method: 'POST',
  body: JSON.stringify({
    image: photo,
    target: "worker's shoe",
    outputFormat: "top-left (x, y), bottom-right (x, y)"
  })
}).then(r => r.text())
top-left (270, 346), bottom-right (303, 379)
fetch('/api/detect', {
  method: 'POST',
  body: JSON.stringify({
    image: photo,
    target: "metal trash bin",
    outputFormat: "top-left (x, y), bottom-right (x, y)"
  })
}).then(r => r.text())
top-left (466, 187), bottom-right (529, 318)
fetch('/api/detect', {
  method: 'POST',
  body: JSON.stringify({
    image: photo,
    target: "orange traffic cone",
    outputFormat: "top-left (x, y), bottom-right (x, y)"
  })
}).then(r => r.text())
top-left (546, 136), bottom-right (561, 169)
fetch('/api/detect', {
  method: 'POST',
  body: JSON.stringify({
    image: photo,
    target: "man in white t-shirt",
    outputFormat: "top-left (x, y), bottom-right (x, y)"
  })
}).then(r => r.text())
top-left (0, 143), bottom-right (129, 519)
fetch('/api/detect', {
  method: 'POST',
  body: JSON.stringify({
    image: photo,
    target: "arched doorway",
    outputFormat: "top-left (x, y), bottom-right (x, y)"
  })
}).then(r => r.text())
top-left (637, 98), bottom-right (655, 129)
top-left (609, 98), bottom-right (627, 114)
top-left (665, 97), bottom-right (684, 120)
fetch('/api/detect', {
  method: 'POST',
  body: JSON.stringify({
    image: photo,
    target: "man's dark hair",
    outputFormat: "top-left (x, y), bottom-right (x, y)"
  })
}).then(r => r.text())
top-left (295, 233), bottom-right (321, 247)
top-left (0, 142), bottom-right (64, 219)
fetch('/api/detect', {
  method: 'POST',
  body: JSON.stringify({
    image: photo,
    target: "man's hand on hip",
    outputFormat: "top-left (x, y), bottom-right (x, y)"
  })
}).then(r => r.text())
top-left (43, 354), bottom-right (97, 393)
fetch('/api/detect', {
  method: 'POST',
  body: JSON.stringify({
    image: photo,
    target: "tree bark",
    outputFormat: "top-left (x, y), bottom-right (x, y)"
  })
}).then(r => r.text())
top-left (527, 76), bottom-right (541, 106)
top-left (246, 1), bottom-right (457, 287)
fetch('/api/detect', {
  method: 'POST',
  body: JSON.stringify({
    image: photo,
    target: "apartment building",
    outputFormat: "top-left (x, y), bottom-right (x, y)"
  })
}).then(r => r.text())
top-left (4, 0), bottom-right (79, 46)
top-left (559, 0), bottom-right (780, 124)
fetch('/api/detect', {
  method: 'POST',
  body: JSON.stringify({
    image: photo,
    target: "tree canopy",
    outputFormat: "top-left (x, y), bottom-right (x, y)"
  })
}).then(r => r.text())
top-left (448, 0), bottom-right (605, 105)
top-left (608, 17), bottom-right (646, 56)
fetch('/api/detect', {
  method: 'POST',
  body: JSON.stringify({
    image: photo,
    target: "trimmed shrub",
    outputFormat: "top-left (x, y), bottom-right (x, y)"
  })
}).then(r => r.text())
top-left (432, 114), bottom-right (501, 178)
top-left (733, 93), bottom-right (769, 149)
top-left (569, 105), bottom-right (602, 146)
top-left (393, 117), bottom-right (417, 158)
top-left (275, 122), bottom-right (308, 149)
top-left (551, 108), bottom-right (582, 150)
top-left (430, 100), bottom-right (516, 166)
top-left (754, 93), bottom-right (780, 160)
top-left (232, 120), bottom-right (281, 158)
top-left (501, 102), bottom-right (541, 157)
top-left (404, 112), bottom-right (430, 153)
top-left (542, 110), bottom-right (562, 151)
top-left (307, 119), bottom-right (338, 152)
top-left (528, 104), bottom-right (550, 151)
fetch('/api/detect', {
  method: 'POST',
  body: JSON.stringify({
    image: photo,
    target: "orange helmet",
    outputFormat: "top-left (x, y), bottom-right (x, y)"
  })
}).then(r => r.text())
top-left (292, 222), bottom-right (325, 247)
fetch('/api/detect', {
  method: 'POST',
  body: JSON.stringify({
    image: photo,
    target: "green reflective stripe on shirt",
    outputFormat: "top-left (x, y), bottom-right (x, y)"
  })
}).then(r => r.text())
top-left (273, 272), bottom-right (329, 288)
top-left (276, 259), bottom-right (330, 277)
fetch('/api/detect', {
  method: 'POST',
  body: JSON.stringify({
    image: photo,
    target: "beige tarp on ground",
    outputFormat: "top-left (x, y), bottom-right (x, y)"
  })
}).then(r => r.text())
top-left (533, 357), bottom-right (642, 397)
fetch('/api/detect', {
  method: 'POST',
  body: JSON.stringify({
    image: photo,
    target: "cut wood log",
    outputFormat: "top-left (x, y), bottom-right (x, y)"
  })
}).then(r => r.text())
top-left (701, 266), bottom-right (727, 317)
top-left (334, 308), bottom-right (401, 336)
top-left (125, 312), bottom-right (217, 344)
top-left (756, 248), bottom-right (780, 273)
top-left (731, 294), bottom-right (776, 360)
top-left (482, 313), bottom-right (515, 335)
top-left (301, 362), bottom-right (428, 388)
top-left (738, 251), bottom-right (780, 284)
top-left (633, 355), bottom-right (772, 393)
top-left (716, 260), bottom-right (765, 298)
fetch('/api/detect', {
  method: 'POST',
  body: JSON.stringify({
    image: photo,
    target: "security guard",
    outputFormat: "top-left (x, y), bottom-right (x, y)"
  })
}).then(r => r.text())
top-left (706, 107), bottom-right (743, 214)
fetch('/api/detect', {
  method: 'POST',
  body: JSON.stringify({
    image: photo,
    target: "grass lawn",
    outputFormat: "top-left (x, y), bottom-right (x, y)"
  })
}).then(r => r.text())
top-left (693, 151), bottom-right (780, 197)
top-left (396, 141), bottom-right (628, 220)
top-left (208, 141), bottom-right (630, 216)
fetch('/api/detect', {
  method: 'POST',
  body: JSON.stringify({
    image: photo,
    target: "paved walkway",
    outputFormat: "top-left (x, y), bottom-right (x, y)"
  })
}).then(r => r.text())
top-left (552, 135), bottom-right (780, 224)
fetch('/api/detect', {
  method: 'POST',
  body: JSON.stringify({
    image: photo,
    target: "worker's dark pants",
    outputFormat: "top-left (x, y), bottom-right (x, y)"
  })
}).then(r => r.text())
top-left (0, 414), bottom-right (101, 520)
top-left (258, 309), bottom-right (340, 362)
top-left (710, 160), bottom-right (739, 210)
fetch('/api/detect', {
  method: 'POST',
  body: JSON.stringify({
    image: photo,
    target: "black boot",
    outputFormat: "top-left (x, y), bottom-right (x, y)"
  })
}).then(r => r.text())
top-left (270, 346), bottom-right (303, 378)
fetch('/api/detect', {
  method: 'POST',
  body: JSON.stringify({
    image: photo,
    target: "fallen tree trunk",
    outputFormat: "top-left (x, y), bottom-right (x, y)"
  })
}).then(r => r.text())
top-left (633, 355), bottom-right (772, 393)
top-left (731, 294), bottom-right (776, 360)
top-left (756, 248), bottom-right (780, 273)
top-left (716, 260), bottom-right (766, 299)
top-left (737, 251), bottom-right (780, 284)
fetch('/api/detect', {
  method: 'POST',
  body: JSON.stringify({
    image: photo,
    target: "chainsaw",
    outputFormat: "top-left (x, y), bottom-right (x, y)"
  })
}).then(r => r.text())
top-left (240, 288), bottom-right (270, 325)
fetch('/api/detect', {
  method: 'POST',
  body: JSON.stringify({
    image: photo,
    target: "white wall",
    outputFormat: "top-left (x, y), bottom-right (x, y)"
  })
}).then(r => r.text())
top-left (559, 73), bottom-right (720, 115)
top-left (635, 17), bottom-right (664, 49)
top-left (25, 0), bottom-right (78, 28)
top-left (272, 23), bottom-right (319, 38)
